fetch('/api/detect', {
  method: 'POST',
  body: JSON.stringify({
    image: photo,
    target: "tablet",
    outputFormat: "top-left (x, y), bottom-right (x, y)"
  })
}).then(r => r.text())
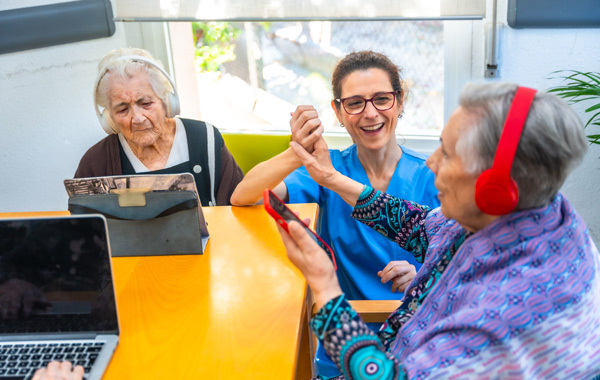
top-left (64, 173), bottom-right (209, 257)
top-left (64, 173), bottom-right (198, 197)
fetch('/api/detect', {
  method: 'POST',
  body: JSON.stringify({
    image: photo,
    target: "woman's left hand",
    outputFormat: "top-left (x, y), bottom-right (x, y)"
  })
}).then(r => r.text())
top-left (277, 219), bottom-right (342, 310)
top-left (290, 138), bottom-right (364, 207)
top-left (378, 261), bottom-right (416, 293)
top-left (289, 137), bottom-right (338, 188)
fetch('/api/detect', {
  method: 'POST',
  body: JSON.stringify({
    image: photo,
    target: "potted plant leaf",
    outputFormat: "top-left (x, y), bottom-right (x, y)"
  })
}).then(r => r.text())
top-left (548, 71), bottom-right (600, 145)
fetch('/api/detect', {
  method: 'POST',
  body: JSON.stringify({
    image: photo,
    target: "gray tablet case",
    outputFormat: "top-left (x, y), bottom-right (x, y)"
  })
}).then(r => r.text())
top-left (68, 190), bottom-right (209, 257)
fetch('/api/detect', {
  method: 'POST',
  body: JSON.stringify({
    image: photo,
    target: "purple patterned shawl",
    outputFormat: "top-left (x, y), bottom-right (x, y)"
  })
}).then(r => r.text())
top-left (389, 193), bottom-right (600, 379)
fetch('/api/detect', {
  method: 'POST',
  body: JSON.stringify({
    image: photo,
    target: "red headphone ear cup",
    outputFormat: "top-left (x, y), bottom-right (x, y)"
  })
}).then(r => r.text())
top-left (475, 169), bottom-right (519, 215)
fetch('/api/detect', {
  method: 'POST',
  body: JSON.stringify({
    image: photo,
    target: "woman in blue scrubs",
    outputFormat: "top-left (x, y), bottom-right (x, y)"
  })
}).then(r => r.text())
top-left (231, 50), bottom-right (439, 379)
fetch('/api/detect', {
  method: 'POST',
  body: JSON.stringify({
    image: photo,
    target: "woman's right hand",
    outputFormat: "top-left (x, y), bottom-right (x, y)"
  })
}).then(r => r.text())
top-left (290, 105), bottom-right (324, 153)
top-left (32, 361), bottom-right (84, 380)
top-left (378, 261), bottom-right (416, 293)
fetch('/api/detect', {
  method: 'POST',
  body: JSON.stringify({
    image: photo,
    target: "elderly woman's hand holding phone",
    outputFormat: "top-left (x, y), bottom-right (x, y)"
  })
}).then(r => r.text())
top-left (275, 216), bottom-right (342, 310)
top-left (276, 136), bottom-right (373, 309)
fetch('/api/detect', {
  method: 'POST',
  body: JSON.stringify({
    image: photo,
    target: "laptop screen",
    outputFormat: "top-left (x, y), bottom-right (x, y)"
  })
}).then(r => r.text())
top-left (0, 216), bottom-right (119, 336)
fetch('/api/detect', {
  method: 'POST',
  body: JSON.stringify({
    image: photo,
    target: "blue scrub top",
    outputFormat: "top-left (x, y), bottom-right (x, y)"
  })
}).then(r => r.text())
top-left (284, 144), bottom-right (440, 301)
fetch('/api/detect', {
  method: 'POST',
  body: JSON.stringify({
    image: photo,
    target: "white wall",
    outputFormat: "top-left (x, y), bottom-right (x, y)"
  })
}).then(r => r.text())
top-left (0, 1), bottom-right (125, 213)
top-left (470, 0), bottom-right (600, 243)
top-left (0, 0), bottom-right (598, 243)
top-left (0, 1), bottom-right (169, 214)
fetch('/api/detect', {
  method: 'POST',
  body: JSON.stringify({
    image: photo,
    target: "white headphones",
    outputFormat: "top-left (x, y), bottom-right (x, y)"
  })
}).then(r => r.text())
top-left (93, 55), bottom-right (181, 134)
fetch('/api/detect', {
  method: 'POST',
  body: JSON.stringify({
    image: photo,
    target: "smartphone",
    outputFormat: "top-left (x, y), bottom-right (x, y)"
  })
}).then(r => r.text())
top-left (264, 189), bottom-right (337, 270)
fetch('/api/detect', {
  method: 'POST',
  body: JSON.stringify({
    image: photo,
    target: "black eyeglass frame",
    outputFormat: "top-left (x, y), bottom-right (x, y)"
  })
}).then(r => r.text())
top-left (334, 90), bottom-right (401, 115)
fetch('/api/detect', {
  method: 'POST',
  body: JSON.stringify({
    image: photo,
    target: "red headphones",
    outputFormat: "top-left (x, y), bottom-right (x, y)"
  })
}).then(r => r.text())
top-left (475, 87), bottom-right (537, 215)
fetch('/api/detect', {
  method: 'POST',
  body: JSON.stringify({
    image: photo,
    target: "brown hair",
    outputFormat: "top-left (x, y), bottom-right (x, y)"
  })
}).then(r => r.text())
top-left (331, 51), bottom-right (404, 109)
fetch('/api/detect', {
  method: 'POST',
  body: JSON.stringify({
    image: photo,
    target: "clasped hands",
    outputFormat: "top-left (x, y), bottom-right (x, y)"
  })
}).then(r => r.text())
top-left (289, 105), bottom-right (341, 189)
top-left (281, 106), bottom-right (416, 308)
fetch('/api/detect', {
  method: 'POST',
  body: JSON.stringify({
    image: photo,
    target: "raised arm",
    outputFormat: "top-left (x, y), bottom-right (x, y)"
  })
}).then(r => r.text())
top-left (351, 187), bottom-right (431, 263)
top-left (229, 148), bottom-right (300, 205)
top-left (289, 138), bottom-right (432, 263)
top-left (230, 105), bottom-right (324, 205)
top-left (311, 295), bottom-right (406, 379)
top-left (277, 219), bottom-right (406, 379)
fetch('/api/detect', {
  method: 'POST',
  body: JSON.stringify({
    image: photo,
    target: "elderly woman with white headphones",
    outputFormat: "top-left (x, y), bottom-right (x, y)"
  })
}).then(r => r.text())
top-left (74, 48), bottom-right (243, 206)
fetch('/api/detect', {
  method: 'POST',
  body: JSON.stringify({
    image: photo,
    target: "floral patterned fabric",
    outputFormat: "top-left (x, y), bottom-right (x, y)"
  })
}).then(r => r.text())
top-left (311, 294), bottom-right (405, 380)
top-left (310, 186), bottom-right (600, 379)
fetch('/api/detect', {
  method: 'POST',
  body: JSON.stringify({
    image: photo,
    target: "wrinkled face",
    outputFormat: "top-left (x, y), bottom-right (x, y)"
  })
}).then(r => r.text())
top-left (106, 72), bottom-right (168, 149)
top-left (426, 106), bottom-right (486, 231)
top-left (332, 68), bottom-right (403, 152)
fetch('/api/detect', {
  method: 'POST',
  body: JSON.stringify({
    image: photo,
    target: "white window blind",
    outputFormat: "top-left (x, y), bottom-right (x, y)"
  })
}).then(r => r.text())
top-left (114, 0), bottom-right (485, 21)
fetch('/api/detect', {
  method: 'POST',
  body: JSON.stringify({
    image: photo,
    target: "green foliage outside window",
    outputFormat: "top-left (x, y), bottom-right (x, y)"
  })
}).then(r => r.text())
top-left (192, 22), bottom-right (241, 72)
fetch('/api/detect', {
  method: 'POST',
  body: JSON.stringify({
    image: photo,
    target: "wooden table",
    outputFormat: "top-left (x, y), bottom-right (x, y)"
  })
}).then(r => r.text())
top-left (0, 204), bottom-right (316, 379)
top-left (104, 204), bottom-right (316, 379)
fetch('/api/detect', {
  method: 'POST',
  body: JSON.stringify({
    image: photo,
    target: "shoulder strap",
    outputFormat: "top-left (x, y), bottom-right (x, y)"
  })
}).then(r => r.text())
top-left (205, 122), bottom-right (216, 206)
top-left (180, 118), bottom-right (222, 206)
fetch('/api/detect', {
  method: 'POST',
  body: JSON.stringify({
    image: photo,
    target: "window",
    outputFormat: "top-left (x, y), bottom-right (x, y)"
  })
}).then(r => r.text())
top-left (168, 20), bottom-right (473, 152)
top-left (192, 20), bottom-right (443, 131)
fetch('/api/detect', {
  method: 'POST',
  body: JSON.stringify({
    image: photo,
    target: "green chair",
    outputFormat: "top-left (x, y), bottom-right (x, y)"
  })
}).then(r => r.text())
top-left (222, 132), bottom-right (291, 174)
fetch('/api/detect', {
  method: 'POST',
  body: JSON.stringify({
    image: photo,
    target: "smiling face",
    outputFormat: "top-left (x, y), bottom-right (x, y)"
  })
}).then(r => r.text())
top-left (426, 106), bottom-right (498, 232)
top-left (332, 68), bottom-right (403, 152)
top-left (106, 71), bottom-right (170, 150)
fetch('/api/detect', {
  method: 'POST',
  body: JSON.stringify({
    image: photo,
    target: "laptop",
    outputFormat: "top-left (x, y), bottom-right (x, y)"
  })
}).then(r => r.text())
top-left (0, 215), bottom-right (119, 380)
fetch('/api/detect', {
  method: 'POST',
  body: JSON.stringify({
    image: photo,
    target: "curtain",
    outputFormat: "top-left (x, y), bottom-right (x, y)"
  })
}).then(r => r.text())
top-left (114, 0), bottom-right (485, 21)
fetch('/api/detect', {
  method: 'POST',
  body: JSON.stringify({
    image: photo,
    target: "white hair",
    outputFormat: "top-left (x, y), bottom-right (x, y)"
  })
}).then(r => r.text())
top-left (95, 47), bottom-right (173, 111)
top-left (455, 82), bottom-right (588, 210)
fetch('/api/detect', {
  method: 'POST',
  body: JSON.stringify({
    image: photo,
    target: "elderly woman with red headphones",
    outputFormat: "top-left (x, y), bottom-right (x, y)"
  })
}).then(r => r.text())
top-left (277, 82), bottom-right (600, 380)
top-left (74, 48), bottom-right (243, 206)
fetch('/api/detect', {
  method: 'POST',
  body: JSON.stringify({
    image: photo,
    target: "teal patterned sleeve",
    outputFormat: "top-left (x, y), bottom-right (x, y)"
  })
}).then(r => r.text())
top-left (310, 294), bottom-right (407, 380)
top-left (351, 186), bottom-right (431, 263)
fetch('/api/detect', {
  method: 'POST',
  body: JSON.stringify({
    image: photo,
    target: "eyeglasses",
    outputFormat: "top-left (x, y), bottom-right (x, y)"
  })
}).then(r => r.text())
top-left (335, 91), bottom-right (400, 115)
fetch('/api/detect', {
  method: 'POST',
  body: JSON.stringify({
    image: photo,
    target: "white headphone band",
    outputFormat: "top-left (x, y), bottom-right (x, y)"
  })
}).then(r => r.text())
top-left (93, 54), bottom-right (180, 134)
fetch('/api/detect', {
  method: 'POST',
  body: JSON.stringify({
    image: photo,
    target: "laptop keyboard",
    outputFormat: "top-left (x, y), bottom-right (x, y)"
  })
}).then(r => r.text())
top-left (0, 340), bottom-right (105, 379)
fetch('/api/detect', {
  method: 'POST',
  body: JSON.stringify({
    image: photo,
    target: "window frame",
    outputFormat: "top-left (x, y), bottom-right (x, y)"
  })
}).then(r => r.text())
top-left (148, 19), bottom-right (474, 155)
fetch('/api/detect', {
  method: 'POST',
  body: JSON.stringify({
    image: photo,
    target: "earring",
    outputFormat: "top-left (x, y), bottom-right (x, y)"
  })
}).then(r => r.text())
top-left (340, 123), bottom-right (345, 128)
